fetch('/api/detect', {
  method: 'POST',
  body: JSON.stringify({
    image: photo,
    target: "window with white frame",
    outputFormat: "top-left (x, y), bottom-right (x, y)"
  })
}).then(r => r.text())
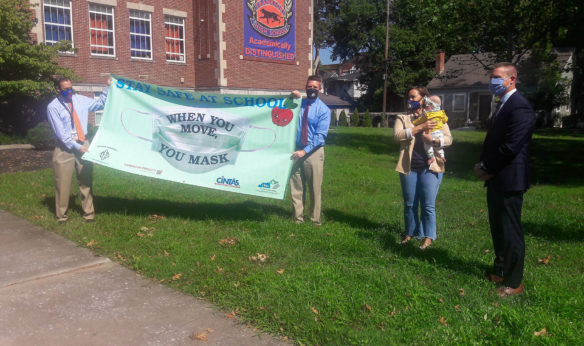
top-left (129, 10), bottom-right (152, 59)
top-left (453, 93), bottom-right (466, 112)
top-left (93, 92), bottom-right (104, 125)
top-left (43, 0), bottom-right (73, 45)
top-left (165, 16), bottom-right (185, 62)
top-left (89, 4), bottom-right (115, 56)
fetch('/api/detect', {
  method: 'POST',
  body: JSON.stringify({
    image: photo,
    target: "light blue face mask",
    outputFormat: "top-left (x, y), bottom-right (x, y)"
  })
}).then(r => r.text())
top-left (489, 77), bottom-right (509, 96)
top-left (121, 106), bottom-right (276, 174)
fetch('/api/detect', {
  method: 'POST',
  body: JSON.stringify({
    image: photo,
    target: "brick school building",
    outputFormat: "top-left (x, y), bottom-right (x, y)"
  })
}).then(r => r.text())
top-left (29, 0), bottom-right (313, 124)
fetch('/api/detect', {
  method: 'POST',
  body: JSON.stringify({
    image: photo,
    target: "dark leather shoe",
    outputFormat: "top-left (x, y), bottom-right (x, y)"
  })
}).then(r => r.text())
top-left (487, 274), bottom-right (504, 283)
top-left (497, 284), bottom-right (523, 297)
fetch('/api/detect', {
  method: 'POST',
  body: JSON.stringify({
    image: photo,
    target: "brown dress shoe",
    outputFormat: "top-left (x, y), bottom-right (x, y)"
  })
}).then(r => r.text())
top-left (497, 284), bottom-right (523, 297)
top-left (487, 274), bottom-right (504, 283)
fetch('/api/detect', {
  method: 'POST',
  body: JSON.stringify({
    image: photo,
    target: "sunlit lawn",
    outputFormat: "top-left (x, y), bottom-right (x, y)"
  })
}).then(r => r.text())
top-left (1, 127), bottom-right (582, 344)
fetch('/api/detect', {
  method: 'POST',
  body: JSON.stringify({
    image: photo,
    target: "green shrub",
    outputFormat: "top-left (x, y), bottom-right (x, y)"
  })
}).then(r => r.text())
top-left (0, 132), bottom-right (26, 145)
top-left (362, 109), bottom-right (372, 127)
top-left (330, 109), bottom-right (337, 128)
top-left (350, 109), bottom-right (360, 127)
top-left (448, 118), bottom-right (467, 130)
top-left (25, 122), bottom-right (55, 150)
top-left (338, 110), bottom-right (348, 126)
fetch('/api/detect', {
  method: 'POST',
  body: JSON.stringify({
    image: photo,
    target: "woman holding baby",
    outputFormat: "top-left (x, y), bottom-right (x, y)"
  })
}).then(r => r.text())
top-left (393, 86), bottom-right (452, 249)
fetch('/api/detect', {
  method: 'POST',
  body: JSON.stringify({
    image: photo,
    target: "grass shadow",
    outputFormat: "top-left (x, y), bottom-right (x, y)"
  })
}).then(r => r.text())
top-left (524, 221), bottom-right (584, 242)
top-left (324, 208), bottom-right (385, 229)
top-left (443, 129), bottom-right (584, 187)
top-left (354, 217), bottom-right (491, 280)
top-left (530, 136), bottom-right (584, 187)
top-left (42, 196), bottom-right (290, 221)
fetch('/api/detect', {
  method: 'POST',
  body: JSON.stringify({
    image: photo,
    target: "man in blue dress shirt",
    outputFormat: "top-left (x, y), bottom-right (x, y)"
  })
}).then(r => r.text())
top-left (289, 76), bottom-right (331, 226)
top-left (46, 76), bottom-right (110, 224)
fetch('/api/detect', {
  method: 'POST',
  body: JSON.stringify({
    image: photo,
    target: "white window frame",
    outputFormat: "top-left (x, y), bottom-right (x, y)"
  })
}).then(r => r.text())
top-left (43, 0), bottom-right (74, 47)
top-left (93, 92), bottom-right (104, 126)
top-left (165, 15), bottom-right (186, 63)
top-left (129, 10), bottom-right (152, 60)
top-left (453, 93), bottom-right (466, 112)
top-left (89, 4), bottom-right (116, 57)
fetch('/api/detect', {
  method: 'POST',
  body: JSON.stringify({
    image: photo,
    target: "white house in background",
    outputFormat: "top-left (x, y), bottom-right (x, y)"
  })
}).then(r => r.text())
top-left (320, 61), bottom-right (366, 101)
top-left (427, 49), bottom-right (574, 126)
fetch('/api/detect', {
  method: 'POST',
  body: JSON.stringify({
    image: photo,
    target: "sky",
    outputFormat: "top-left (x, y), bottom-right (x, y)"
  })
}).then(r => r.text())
top-left (319, 47), bottom-right (339, 65)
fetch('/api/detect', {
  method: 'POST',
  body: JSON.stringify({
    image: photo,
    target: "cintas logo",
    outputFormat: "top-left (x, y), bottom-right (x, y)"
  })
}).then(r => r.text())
top-left (215, 176), bottom-right (240, 188)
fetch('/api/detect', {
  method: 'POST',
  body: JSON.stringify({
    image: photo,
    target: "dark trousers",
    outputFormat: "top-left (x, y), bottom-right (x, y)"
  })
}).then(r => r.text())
top-left (486, 179), bottom-right (525, 288)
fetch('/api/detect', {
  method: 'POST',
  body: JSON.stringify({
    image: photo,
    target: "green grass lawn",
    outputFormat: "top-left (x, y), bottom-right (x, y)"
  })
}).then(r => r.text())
top-left (1, 127), bottom-right (583, 344)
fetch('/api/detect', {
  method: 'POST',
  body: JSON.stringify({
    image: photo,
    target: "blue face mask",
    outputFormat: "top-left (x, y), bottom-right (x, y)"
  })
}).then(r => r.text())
top-left (489, 78), bottom-right (508, 96)
top-left (60, 89), bottom-right (73, 101)
top-left (408, 100), bottom-right (421, 110)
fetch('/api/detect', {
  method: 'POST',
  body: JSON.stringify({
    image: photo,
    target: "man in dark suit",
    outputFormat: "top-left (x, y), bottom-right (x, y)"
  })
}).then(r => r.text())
top-left (473, 62), bottom-right (536, 297)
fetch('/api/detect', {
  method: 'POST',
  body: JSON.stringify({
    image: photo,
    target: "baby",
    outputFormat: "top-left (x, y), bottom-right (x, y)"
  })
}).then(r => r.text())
top-left (412, 95), bottom-right (448, 165)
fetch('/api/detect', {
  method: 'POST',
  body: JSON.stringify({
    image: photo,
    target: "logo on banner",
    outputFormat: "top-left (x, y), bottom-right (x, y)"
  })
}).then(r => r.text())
top-left (215, 176), bottom-right (241, 188)
top-left (257, 179), bottom-right (280, 194)
top-left (247, 0), bottom-right (293, 38)
top-left (100, 149), bottom-right (110, 160)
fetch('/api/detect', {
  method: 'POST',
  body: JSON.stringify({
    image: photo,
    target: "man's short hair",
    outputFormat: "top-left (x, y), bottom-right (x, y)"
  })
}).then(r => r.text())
top-left (53, 76), bottom-right (71, 89)
top-left (492, 62), bottom-right (517, 76)
top-left (307, 75), bottom-right (322, 85)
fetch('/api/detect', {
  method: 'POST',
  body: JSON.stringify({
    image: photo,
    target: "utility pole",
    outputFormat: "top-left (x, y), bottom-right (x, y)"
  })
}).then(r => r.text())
top-left (381, 0), bottom-right (390, 127)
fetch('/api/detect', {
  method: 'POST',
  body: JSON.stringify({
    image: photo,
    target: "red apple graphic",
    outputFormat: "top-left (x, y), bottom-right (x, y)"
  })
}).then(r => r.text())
top-left (271, 107), bottom-right (293, 127)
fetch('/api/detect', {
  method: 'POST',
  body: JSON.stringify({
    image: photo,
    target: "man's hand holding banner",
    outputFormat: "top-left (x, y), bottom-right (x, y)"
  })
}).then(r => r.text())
top-left (83, 75), bottom-right (301, 200)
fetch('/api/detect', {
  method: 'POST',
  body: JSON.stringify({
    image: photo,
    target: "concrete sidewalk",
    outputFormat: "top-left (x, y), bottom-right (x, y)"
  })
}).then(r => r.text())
top-left (0, 210), bottom-right (286, 345)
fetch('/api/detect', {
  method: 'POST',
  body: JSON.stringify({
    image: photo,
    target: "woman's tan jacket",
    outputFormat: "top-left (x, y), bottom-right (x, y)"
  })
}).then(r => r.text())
top-left (393, 113), bottom-right (452, 174)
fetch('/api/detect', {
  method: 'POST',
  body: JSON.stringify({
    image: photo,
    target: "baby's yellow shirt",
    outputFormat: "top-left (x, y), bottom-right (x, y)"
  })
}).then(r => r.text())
top-left (411, 110), bottom-right (449, 130)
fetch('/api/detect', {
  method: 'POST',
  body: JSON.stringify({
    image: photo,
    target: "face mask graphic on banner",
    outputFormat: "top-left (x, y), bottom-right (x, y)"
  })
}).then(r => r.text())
top-left (121, 106), bottom-right (276, 173)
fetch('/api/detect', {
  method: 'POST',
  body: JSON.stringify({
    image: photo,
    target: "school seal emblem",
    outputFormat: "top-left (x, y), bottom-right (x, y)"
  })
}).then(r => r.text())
top-left (247, 0), bottom-right (293, 38)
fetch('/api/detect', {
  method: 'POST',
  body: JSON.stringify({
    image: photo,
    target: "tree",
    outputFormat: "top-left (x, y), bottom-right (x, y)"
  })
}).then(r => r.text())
top-left (325, 0), bottom-right (582, 116)
top-left (329, 109), bottom-right (337, 127)
top-left (350, 109), bottom-right (360, 127)
top-left (0, 0), bottom-right (74, 134)
top-left (338, 110), bottom-right (348, 126)
top-left (362, 109), bottom-right (372, 127)
top-left (313, 0), bottom-right (341, 73)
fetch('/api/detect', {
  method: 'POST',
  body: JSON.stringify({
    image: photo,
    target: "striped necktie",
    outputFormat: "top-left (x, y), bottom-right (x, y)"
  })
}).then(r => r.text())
top-left (68, 102), bottom-right (85, 142)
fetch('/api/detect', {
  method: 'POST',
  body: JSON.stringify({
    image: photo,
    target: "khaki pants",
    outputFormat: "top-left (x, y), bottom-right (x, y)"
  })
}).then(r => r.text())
top-left (52, 142), bottom-right (94, 222)
top-left (289, 147), bottom-right (324, 224)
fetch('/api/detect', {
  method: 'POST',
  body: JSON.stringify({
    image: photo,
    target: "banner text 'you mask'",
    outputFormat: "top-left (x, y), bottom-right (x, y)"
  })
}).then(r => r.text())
top-left (121, 106), bottom-right (276, 174)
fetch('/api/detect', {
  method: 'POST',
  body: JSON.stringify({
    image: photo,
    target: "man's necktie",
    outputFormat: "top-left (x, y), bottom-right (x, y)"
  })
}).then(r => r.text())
top-left (489, 101), bottom-right (502, 128)
top-left (301, 104), bottom-right (310, 146)
top-left (68, 102), bottom-right (85, 142)
top-left (495, 101), bottom-right (502, 115)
